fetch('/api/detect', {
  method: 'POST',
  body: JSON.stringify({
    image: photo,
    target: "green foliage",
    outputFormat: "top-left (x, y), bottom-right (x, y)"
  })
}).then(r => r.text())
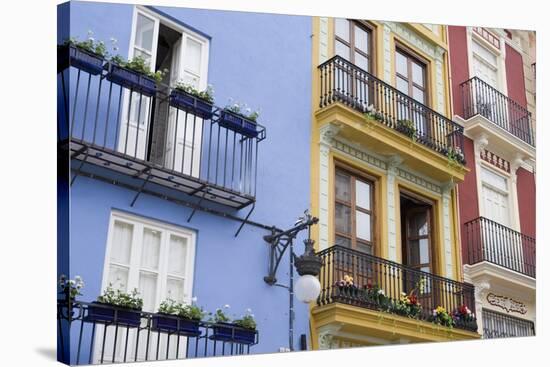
top-left (396, 119), bottom-right (417, 141)
top-left (59, 274), bottom-right (84, 299)
top-left (97, 284), bottom-right (143, 310)
top-left (66, 37), bottom-right (107, 58)
top-left (233, 313), bottom-right (256, 330)
top-left (447, 146), bottom-right (465, 167)
top-left (431, 306), bottom-right (454, 328)
top-left (211, 306), bottom-right (232, 323)
top-left (175, 82), bottom-right (215, 104)
top-left (225, 101), bottom-right (260, 122)
top-left (158, 298), bottom-right (205, 321)
top-left (110, 54), bottom-right (168, 84)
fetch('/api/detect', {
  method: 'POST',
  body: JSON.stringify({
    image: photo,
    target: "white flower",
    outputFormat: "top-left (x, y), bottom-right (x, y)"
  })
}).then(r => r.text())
top-left (250, 314), bottom-right (255, 318)
top-left (87, 30), bottom-right (94, 37)
top-left (88, 37), bottom-right (95, 42)
top-left (113, 46), bottom-right (119, 52)
top-left (366, 104), bottom-right (375, 112)
top-left (246, 308), bottom-right (252, 313)
top-left (192, 296), bottom-right (198, 303)
top-left (224, 304), bottom-right (230, 309)
top-left (377, 289), bottom-right (385, 296)
top-left (110, 37), bottom-right (118, 44)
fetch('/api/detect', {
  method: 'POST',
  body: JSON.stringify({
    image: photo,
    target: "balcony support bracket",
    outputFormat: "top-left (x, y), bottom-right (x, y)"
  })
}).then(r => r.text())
top-left (234, 202), bottom-right (256, 237)
top-left (130, 167), bottom-right (152, 207)
top-left (70, 146), bottom-right (90, 186)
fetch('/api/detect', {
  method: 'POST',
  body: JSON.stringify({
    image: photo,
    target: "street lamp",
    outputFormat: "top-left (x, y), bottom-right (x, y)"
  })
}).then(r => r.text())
top-left (263, 210), bottom-right (322, 351)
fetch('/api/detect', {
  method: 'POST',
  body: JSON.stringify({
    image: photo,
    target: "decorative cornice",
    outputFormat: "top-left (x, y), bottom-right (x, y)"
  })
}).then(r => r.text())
top-left (332, 139), bottom-right (388, 171)
top-left (396, 168), bottom-right (442, 194)
top-left (487, 293), bottom-right (527, 315)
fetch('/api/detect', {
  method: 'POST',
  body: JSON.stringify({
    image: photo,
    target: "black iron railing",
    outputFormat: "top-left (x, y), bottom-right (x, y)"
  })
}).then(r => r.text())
top-left (318, 56), bottom-right (465, 160)
top-left (460, 77), bottom-right (534, 146)
top-left (57, 300), bottom-right (258, 365)
top-left (316, 245), bottom-right (477, 332)
top-left (482, 309), bottom-right (535, 339)
top-left (465, 217), bottom-right (536, 278)
top-left (58, 49), bottom-right (265, 209)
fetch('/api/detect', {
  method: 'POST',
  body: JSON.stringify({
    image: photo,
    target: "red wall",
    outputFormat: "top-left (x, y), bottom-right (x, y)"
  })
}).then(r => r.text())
top-left (457, 137), bottom-right (480, 263)
top-left (516, 168), bottom-right (536, 238)
top-left (505, 44), bottom-right (528, 108)
top-left (448, 26), bottom-right (470, 117)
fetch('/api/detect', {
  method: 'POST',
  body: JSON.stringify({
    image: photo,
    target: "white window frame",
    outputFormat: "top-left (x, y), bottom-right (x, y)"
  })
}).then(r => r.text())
top-left (466, 27), bottom-right (508, 95)
top-left (100, 210), bottom-right (197, 310)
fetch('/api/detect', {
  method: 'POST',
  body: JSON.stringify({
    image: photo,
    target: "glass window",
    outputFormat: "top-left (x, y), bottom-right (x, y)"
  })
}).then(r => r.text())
top-left (396, 52), bottom-right (408, 76)
top-left (335, 18), bottom-right (350, 40)
top-left (334, 167), bottom-right (375, 253)
top-left (412, 62), bottom-right (424, 86)
top-left (335, 40), bottom-right (350, 60)
top-left (334, 20), bottom-right (372, 72)
top-left (135, 13), bottom-right (155, 52)
top-left (354, 26), bottom-right (369, 52)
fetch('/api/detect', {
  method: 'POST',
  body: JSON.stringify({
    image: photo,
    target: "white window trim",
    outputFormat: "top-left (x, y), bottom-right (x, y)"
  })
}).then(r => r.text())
top-left (100, 210), bottom-right (197, 309)
top-left (475, 155), bottom-right (520, 231)
top-left (466, 27), bottom-right (508, 96)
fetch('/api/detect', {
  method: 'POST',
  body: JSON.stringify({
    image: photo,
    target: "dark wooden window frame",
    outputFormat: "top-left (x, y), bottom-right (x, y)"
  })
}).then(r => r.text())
top-left (395, 44), bottom-right (429, 105)
top-left (334, 163), bottom-right (378, 256)
top-left (334, 19), bottom-right (375, 73)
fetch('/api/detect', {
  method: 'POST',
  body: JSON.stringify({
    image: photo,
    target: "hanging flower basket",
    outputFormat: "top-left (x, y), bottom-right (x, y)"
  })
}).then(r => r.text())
top-left (219, 110), bottom-right (259, 138)
top-left (105, 63), bottom-right (157, 97)
top-left (152, 314), bottom-right (201, 336)
top-left (85, 302), bottom-right (142, 328)
top-left (211, 322), bottom-right (256, 344)
top-left (58, 45), bottom-right (104, 75)
top-left (169, 89), bottom-right (214, 119)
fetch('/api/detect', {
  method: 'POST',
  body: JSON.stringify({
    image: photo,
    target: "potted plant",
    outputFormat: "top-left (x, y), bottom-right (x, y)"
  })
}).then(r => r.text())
top-left (334, 274), bottom-right (360, 300)
top-left (86, 285), bottom-right (143, 327)
top-left (170, 82), bottom-right (214, 119)
top-left (391, 291), bottom-right (422, 319)
top-left (452, 304), bottom-right (477, 330)
top-left (362, 282), bottom-right (389, 310)
top-left (210, 305), bottom-right (257, 344)
top-left (364, 105), bottom-right (386, 123)
top-left (58, 30), bottom-right (106, 75)
top-left (151, 298), bottom-right (204, 336)
top-left (219, 101), bottom-right (260, 138)
top-left (59, 274), bottom-right (85, 301)
top-left (106, 54), bottom-right (167, 97)
top-left (447, 146), bottom-right (465, 166)
top-left (431, 306), bottom-right (454, 328)
top-left (396, 119), bottom-right (417, 140)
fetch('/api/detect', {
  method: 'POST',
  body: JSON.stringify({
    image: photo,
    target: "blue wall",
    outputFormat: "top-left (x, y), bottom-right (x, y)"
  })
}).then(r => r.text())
top-left (63, 1), bottom-right (312, 362)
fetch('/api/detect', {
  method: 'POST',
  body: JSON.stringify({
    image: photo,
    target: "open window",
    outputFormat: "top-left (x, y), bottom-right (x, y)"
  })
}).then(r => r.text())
top-left (118, 6), bottom-right (209, 179)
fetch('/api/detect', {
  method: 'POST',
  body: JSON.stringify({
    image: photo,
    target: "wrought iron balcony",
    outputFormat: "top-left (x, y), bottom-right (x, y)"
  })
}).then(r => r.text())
top-left (57, 300), bottom-right (258, 365)
top-left (58, 50), bottom-right (266, 210)
top-left (460, 77), bottom-right (534, 146)
top-left (482, 308), bottom-right (535, 339)
top-left (318, 56), bottom-right (465, 161)
top-left (316, 245), bottom-right (478, 332)
top-left (464, 217), bottom-right (536, 278)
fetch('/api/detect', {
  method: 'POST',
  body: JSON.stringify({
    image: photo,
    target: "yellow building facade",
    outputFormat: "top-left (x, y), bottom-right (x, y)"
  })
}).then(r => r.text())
top-left (309, 18), bottom-right (480, 348)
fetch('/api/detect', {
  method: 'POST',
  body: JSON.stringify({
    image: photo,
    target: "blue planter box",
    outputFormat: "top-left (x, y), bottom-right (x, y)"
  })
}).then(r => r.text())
top-left (58, 45), bottom-right (104, 75)
top-left (169, 89), bottom-right (214, 120)
top-left (219, 111), bottom-right (259, 138)
top-left (85, 302), bottom-right (142, 328)
top-left (152, 314), bottom-right (201, 336)
top-left (106, 63), bottom-right (157, 97)
top-left (211, 322), bottom-right (256, 345)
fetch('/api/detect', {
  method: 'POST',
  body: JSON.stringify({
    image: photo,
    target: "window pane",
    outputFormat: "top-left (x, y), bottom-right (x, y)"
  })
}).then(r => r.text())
top-left (472, 40), bottom-right (497, 67)
top-left (355, 180), bottom-right (371, 209)
top-left (141, 228), bottom-right (161, 270)
top-left (108, 265), bottom-right (129, 292)
top-left (481, 167), bottom-right (507, 191)
top-left (419, 239), bottom-right (430, 264)
top-left (110, 221), bottom-right (134, 265)
top-left (396, 51), bottom-right (408, 76)
top-left (335, 172), bottom-right (351, 202)
top-left (412, 62), bottom-right (424, 86)
top-left (335, 203), bottom-right (351, 234)
top-left (357, 242), bottom-right (372, 255)
top-left (335, 18), bottom-right (350, 41)
top-left (354, 26), bottom-right (369, 53)
top-left (133, 48), bottom-right (152, 65)
top-left (413, 86), bottom-right (425, 102)
top-left (396, 76), bottom-right (409, 94)
top-left (166, 277), bottom-right (185, 303)
top-left (335, 40), bottom-right (350, 60)
top-left (135, 14), bottom-right (155, 52)
top-left (356, 211), bottom-right (371, 241)
top-left (354, 51), bottom-right (369, 72)
top-left (139, 271), bottom-right (158, 312)
top-left (408, 239), bottom-right (420, 265)
top-left (168, 235), bottom-right (188, 275)
top-left (408, 211), bottom-right (428, 236)
top-left (184, 38), bottom-right (202, 75)
top-left (335, 236), bottom-right (351, 248)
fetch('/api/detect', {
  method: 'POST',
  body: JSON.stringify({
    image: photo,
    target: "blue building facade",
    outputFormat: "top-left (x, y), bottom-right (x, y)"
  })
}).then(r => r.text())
top-left (58, 1), bottom-right (312, 364)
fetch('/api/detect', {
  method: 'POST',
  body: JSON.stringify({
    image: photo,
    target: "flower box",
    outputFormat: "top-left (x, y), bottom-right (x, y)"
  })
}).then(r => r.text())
top-left (151, 314), bottom-right (201, 336)
top-left (58, 45), bottom-right (104, 75)
top-left (106, 63), bottom-right (157, 97)
top-left (219, 110), bottom-right (259, 138)
top-left (85, 302), bottom-right (142, 328)
top-left (211, 322), bottom-right (256, 344)
top-left (169, 89), bottom-right (214, 119)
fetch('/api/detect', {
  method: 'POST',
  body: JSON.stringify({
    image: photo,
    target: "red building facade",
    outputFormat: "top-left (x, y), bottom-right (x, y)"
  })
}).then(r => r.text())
top-left (448, 26), bottom-right (536, 339)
